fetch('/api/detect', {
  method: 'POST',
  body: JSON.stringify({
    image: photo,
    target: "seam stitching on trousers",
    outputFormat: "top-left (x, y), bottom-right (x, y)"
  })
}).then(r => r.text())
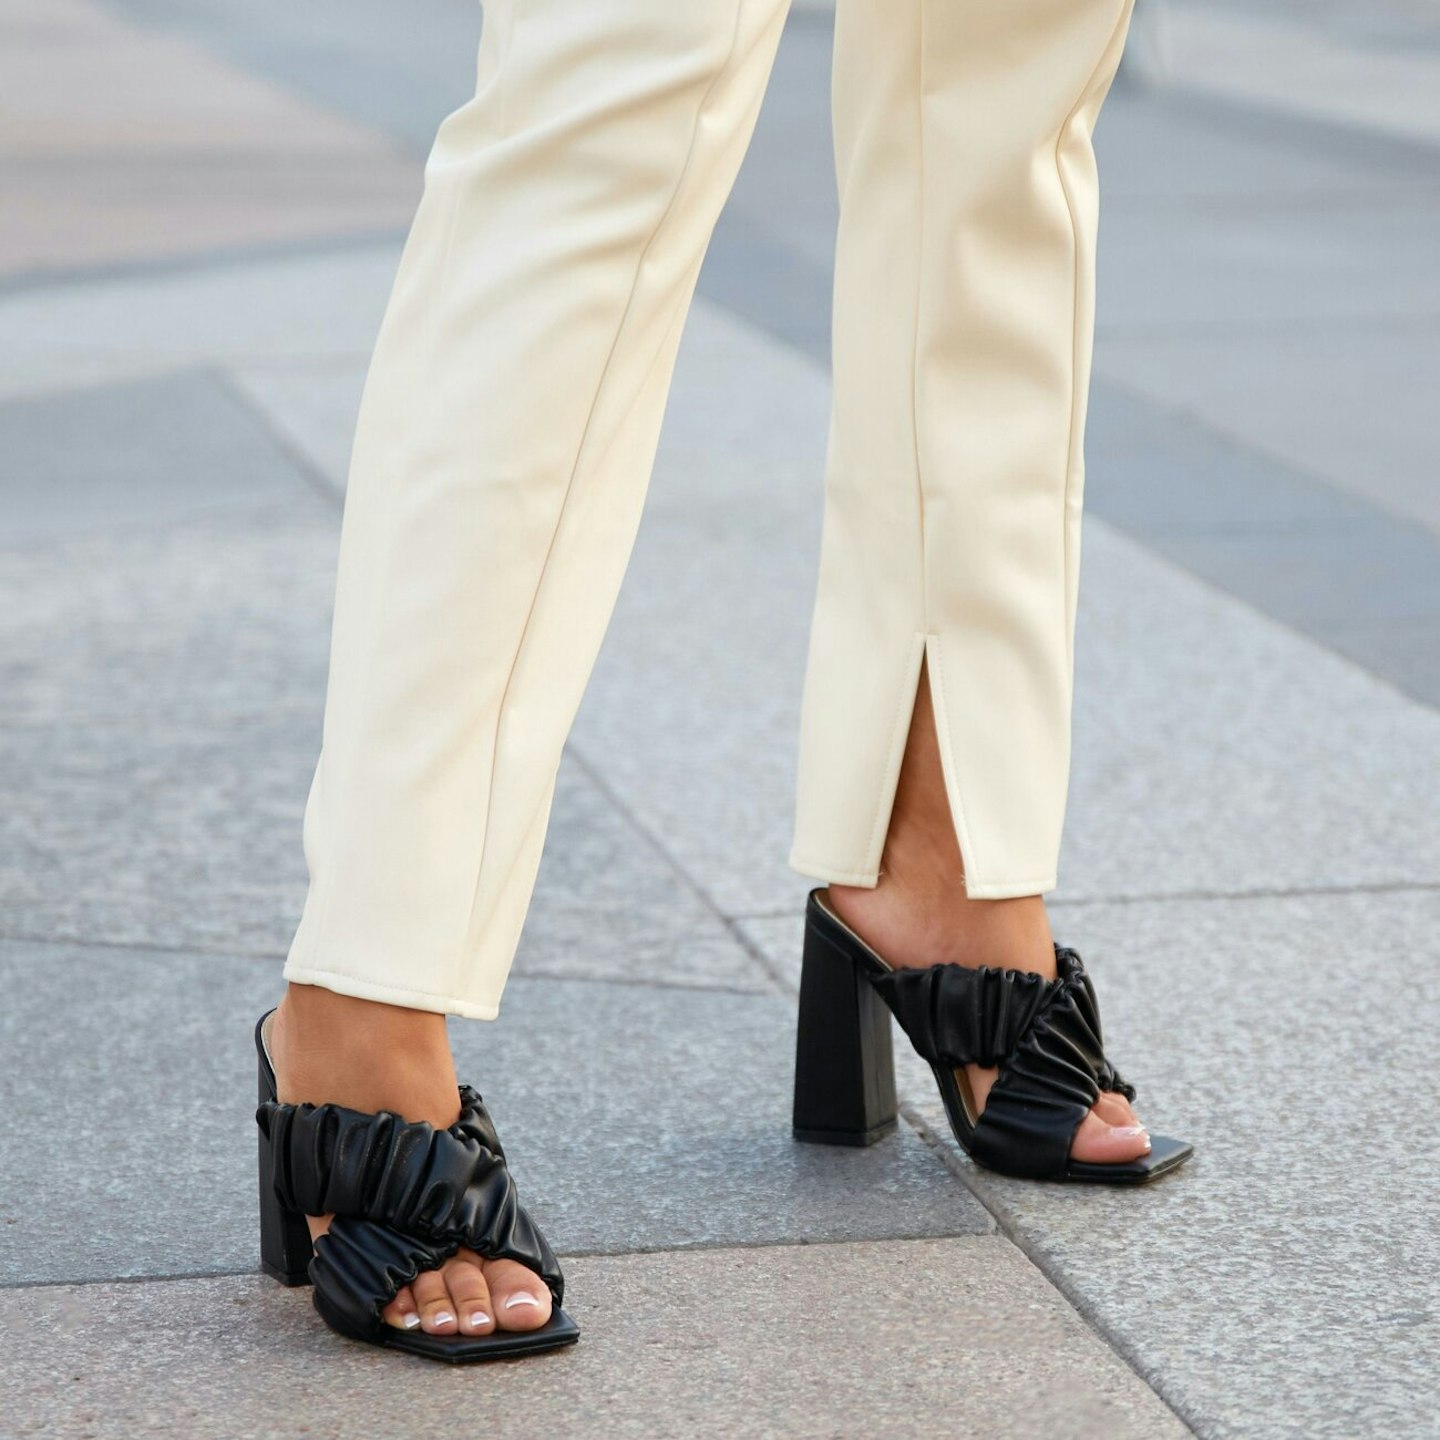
top-left (904, 0), bottom-right (979, 891)
top-left (455, 2), bottom-right (753, 1000)
top-left (908, 0), bottom-right (928, 602)
top-left (1055, 0), bottom-right (1135, 679)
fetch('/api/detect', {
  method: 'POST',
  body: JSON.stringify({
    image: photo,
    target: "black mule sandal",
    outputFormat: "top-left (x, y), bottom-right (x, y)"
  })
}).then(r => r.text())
top-left (254, 1012), bottom-right (580, 1361)
top-left (792, 889), bottom-right (1193, 1183)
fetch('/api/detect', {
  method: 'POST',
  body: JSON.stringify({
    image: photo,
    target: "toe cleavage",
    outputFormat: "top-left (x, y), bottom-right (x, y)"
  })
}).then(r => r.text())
top-left (253, 1012), bottom-right (580, 1361)
top-left (792, 889), bottom-right (1193, 1184)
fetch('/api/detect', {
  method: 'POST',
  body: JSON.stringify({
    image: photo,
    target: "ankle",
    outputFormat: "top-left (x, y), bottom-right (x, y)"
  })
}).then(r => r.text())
top-left (825, 880), bottom-right (1055, 975)
top-left (272, 983), bottom-right (459, 1127)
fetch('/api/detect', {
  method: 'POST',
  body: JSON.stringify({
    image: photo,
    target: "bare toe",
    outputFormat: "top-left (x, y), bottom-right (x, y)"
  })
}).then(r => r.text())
top-left (482, 1258), bottom-right (553, 1331)
top-left (1091, 1090), bottom-right (1141, 1129)
top-left (1070, 1105), bottom-right (1150, 1164)
top-left (382, 1283), bottom-right (421, 1332)
top-left (411, 1266), bottom-right (459, 1335)
top-left (443, 1251), bottom-right (495, 1335)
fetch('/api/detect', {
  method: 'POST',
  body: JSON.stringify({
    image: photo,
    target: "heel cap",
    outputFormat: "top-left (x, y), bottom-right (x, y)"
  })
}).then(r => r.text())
top-left (260, 1259), bottom-right (313, 1288)
top-left (792, 1116), bottom-right (898, 1148)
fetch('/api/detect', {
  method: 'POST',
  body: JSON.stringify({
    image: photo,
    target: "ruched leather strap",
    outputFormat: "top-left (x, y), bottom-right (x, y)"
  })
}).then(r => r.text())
top-left (309, 1218), bottom-right (460, 1342)
top-left (968, 949), bottom-right (1136, 1176)
top-left (256, 1086), bottom-right (563, 1334)
top-left (870, 945), bottom-right (1137, 1178)
top-left (869, 962), bottom-right (1052, 1069)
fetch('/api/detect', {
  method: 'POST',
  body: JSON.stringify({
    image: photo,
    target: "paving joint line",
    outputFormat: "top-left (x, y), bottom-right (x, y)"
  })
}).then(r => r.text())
top-left (720, 877), bottom-right (1440, 925)
top-left (562, 743), bottom-right (796, 997)
top-left (0, 927), bottom-right (786, 1002)
top-left (209, 365), bottom-right (346, 509)
top-left (1097, 311), bottom-right (1440, 341)
top-left (895, 1099), bottom-right (1203, 1438)
top-left (1, 1233), bottom-right (1007, 1295)
top-left (1091, 365), bottom-right (1440, 554)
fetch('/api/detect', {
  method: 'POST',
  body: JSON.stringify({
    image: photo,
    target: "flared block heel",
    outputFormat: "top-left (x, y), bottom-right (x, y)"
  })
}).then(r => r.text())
top-left (795, 888), bottom-right (1194, 1184)
top-left (256, 1030), bottom-right (314, 1287)
top-left (792, 907), bottom-right (898, 1146)
top-left (258, 1143), bottom-right (314, 1286)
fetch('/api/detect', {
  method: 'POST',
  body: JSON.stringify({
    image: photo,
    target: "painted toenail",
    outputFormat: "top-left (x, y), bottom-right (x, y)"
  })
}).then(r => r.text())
top-left (402, 1314), bottom-right (421, 1330)
top-left (504, 1293), bottom-right (540, 1311)
top-left (432, 1311), bottom-right (455, 1326)
top-left (469, 1311), bottom-right (490, 1327)
top-left (1109, 1124), bottom-right (1147, 1138)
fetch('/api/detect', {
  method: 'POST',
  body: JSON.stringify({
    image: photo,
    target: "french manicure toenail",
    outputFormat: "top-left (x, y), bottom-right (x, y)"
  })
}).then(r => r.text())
top-left (504, 1293), bottom-right (540, 1310)
top-left (433, 1311), bottom-right (455, 1326)
top-left (402, 1314), bottom-right (421, 1330)
top-left (1110, 1124), bottom-right (1147, 1138)
top-left (470, 1311), bottom-right (490, 1327)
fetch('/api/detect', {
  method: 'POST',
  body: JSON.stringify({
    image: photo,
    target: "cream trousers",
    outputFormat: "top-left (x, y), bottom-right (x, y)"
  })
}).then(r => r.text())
top-left (284, 0), bottom-right (1135, 1019)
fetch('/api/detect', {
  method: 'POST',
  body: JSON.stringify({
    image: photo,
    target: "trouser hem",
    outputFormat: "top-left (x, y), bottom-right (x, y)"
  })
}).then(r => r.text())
top-left (280, 962), bottom-right (501, 1021)
top-left (787, 848), bottom-right (1056, 901)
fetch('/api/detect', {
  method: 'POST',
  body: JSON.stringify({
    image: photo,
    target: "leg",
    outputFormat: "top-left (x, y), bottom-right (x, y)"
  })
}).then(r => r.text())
top-left (272, 0), bottom-right (790, 1338)
top-left (795, 0), bottom-right (1145, 1161)
top-left (827, 659), bottom-right (1148, 1163)
top-left (290, 0), bottom-right (790, 1020)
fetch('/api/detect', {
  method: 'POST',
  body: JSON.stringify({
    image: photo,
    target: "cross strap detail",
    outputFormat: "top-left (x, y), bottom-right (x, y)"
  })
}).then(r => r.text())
top-left (870, 947), bottom-right (1133, 1100)
top-left (256, 1086), bottom-right (563, 1329)
top-left (869, 961), bottom-right (1053, 1070)
top-left (868, 945), bottom-right (1136, 1177)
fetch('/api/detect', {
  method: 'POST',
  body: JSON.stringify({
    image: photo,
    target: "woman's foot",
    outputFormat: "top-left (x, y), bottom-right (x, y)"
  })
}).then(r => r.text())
top-left (268, 983), bottom-right (554, 1337)
top-left (826, 661), bottom-right (1150, 1167)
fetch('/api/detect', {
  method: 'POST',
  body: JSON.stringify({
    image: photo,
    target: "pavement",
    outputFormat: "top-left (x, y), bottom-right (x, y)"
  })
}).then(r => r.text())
top-left (2, 2), bottom-right (1438, 1437)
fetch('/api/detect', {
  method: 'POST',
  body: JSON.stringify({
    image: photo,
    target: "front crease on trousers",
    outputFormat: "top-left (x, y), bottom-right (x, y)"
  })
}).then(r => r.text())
top-left (283, 0), bottom-right (1136, 1019)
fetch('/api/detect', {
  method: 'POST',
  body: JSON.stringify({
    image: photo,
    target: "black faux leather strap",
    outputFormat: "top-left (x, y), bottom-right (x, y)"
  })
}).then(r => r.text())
top-left (256, 1086), bottom-right (564, 1332)
top-left (965, 949), bottom-right (1134, 1176)
top-left (869, 944), bottom-right (1137, 1178)
top-left (309, 1218), bottom-right (461, 1341)
top-left (869, 961), bottom-right (1052, 1070)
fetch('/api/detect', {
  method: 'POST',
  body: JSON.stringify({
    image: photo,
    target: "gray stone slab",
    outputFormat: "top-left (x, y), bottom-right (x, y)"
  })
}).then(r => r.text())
top-left (1156, 529), bottom-right (1440, 624)
top-left (1083, 379), bottom-right (1440, 706)
top-left (2, 1239), bottom-right (1188, 1440)
top-left (1095, 326), bottom-right (1440, 538)
top-left (0, 369), bottom-right (321, 545)
top-left (104, 0), bottom-right (483, 153)
top-left (0, 493), bottom-right (774, 989)
top-left (1063, 525), bottom-right (1440, 901)
top-left (0, 241), bottom-right (400, 399)
top-left (1154, 1), bottom-right (1440, 150)
top-left (0, 509), bottom-right (333, 958)
top-left (569, 300), bottom-right (827, 922)
top-left (1097, 188), bottom-right (1440, 334)
top-left (720, 7), bottom-right (839, 272)
top-left (903, 891), bottom-right (1440, 1440)
top-left (1098, 86), bottom-right (1440, 203)
top-left (739, 890), bottom-right (1440, 1439)
top-left (515, 764), bottom-right (775, 996)
top-left (227, 360), bottom-right (368, 493)
top-left (458, 976), bottom-right (988, 1256)
top-left (0, 939), bottom-right (281, 1286)
top-left (1085, 378), bottom-right (1391, 539)
top-left (0, 941), bottom-right (984, 1286)
top-left (1323, 616), bottom-right (1440, 709)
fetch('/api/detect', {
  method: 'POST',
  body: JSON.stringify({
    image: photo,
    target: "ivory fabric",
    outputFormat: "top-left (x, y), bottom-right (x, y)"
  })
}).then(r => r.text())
top-left (284, 0), bottom-right (1135, 1019)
